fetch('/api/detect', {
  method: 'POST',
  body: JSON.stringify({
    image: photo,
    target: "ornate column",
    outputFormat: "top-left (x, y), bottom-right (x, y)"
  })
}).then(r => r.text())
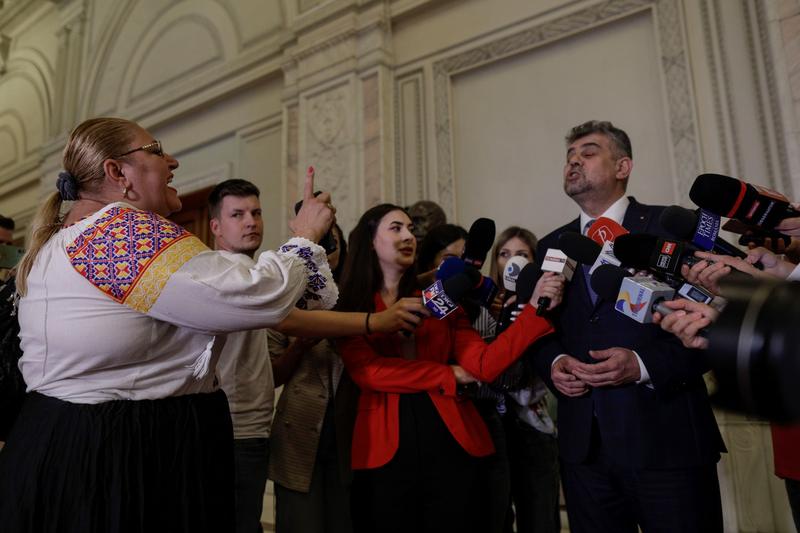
top-left (282, 0), bottom-right (395, 233)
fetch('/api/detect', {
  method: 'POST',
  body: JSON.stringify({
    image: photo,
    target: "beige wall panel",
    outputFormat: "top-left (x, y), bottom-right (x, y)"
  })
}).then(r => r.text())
top-left (224, 0), bottom-right (285, 47)
top-left (238, 121), bottom-right (285, 251)
top-left (392, 0), bottom-right (568, 67)
top-left (450, 10), bottom-right (673, 237)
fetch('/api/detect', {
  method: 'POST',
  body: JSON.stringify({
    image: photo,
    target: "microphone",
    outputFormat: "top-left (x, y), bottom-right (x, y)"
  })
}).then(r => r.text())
top-left (422, 267), bottom-right (481, 319)
top-left (614, 234), bottom-right (704, 278)
top-left (587, 217), bottom-right (629, 245)
top-left (689, 173), bottom-right (799, 231)
top-left (496, 256), bottom-right (530, 333)
top-left (502, 255), bottom-right (530, 293)
top-left (435, 256), bottom-right (499, 309)
top-left (435, 256), bottom-right (466, 281)
top-left (591, 264), bottom-right (711, 334)
top-left (462, 218), bottom-right (496, 269)
top-left (660, 205), bottom-right (747, 258)
top-left (536, 248), bottom-right (576, 315)
top-left (586, 217), bottom-right (628, 274)
top-left (557, 232), bottom-right (601, 265)
top-left (503, 263), bottom-right (541, 326)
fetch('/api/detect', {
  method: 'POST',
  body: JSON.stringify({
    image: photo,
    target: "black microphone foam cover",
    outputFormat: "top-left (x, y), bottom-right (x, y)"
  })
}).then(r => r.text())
top-left (689, 174), bottom-right (751, 218)
top-left (463, 218), bottom-right (496, 267)
top-left (557, 232), bottom-right (601, 265)
top-left (590, 264), bottom-right (629, 301)
top-left (659, 205), bottom-right (698, 241)
top-left (613, 233), bottom-right (658, 269)
top-left (515, 263), bottom-right (539, 305)
top-left (442, 270), bottom-right (478, 302)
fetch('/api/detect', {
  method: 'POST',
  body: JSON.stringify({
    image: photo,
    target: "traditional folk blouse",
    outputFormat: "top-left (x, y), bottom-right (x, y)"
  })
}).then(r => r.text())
top-left (18, 202), bottom-right (336, 404)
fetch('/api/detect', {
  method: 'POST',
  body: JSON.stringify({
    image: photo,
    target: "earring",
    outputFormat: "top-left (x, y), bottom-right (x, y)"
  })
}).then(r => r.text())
top-left (122, 187), bottom-right (128, 199)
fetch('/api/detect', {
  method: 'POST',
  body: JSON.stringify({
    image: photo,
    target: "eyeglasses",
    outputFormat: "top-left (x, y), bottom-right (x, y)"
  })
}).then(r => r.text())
top-left (115, 140), bottom-right (164, 158)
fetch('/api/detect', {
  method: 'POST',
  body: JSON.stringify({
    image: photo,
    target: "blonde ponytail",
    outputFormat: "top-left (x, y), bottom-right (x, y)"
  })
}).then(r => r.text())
top-left (15, 117), bottom-right (138, 295)
top-left (15, 192), bottom-right (63, 295)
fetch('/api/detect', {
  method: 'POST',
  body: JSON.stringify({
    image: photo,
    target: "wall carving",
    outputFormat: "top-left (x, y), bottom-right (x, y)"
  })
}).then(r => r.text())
top-left (432, 0), bottom-right (700, 216)
top-left (303, 82), bottom-right (353, 207)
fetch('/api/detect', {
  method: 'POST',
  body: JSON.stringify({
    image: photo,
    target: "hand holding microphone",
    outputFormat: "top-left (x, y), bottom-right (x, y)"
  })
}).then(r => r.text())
top-left (652, 299), bottom-right (719, 350)
top-left (537, 248), bottom-right (576, 315)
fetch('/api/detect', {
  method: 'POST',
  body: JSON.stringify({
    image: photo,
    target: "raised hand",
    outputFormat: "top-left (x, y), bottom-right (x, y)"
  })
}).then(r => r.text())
top-left (289, 166), bottom-right (335, 243)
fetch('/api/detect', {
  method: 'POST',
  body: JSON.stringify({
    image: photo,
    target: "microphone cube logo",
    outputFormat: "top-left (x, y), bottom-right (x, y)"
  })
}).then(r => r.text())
top-left (693, 210), bottom-right (720, 251)
top-left (660, 241), bottom-right (676, 255)
top-left (422, 280), bottom-right (458, 319)
top-left (590, 225), bottom-right (613, 244)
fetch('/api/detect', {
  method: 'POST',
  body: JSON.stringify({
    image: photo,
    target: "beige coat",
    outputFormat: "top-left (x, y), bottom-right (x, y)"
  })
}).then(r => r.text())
top-left (268, 331), bottom-right (344, 492)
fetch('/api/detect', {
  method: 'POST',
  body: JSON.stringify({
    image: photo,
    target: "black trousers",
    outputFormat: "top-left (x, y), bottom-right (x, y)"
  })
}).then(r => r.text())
top-left (561, 420), bottom-right (722, 533)
top-left (351, 393), bottom-right (480, 533)
top-left (233, 437), bottom-right (270, 533)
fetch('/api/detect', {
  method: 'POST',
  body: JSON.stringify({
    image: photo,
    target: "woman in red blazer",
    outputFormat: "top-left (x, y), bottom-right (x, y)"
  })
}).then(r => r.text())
top-left (336, 204), bottom-right (562, 533)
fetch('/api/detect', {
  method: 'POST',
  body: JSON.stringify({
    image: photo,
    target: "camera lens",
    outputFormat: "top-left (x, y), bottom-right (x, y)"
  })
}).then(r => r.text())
top-left (707, 280), bottom-right (800, 422)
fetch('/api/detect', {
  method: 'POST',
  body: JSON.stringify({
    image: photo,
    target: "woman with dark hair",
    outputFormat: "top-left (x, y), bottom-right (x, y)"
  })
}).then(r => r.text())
top-left (416, 223), bottom-right (468, 274)
top-left (336, 204), bottom-right (562, 532)
top-left (0, 118), bottom-right (424, 533)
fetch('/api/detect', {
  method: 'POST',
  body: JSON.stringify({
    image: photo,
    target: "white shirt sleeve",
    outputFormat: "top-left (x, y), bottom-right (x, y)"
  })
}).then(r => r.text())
top-left (149, 237), bottom-right (337, 335)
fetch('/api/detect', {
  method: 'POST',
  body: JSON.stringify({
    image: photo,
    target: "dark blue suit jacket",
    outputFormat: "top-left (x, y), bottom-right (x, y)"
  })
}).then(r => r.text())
top-left (531, 197), bottom-right (725, 468)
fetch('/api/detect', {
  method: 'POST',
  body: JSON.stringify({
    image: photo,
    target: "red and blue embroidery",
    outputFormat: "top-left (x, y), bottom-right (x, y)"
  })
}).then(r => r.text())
top-left (67, 206), bottom-right (207, 310)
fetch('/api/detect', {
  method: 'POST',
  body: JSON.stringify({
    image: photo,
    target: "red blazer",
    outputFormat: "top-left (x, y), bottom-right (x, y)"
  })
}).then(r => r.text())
top-left (338, 294), bottom-right (554, 470)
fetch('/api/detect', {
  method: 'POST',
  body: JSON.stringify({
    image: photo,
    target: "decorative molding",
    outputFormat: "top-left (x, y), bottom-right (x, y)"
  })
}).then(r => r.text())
top-left (0, 125), bottom-right (18, 168)
top-left (284, 102), bottom-right (299, 234)
top-left (0, 108), bottom-right (28, 161)
top-left (701, 0), bottom-right (737, 175)
top-left (654, 0), bottom-right (701, 206)
top-left (0, 33), bottom-right (9, 74)
top-left (362, 72), bottom-right (381, 208)
top-left (394, 69), bottom-right (426, 205)
top-left (752, 0), bottom-right (793, 197)
top-left (431, 0), bottom-right (702, 216)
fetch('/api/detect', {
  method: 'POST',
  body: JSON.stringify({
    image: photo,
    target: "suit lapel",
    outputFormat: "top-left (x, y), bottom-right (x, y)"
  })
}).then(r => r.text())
top-left (621, 196), bottom-right (651, 234)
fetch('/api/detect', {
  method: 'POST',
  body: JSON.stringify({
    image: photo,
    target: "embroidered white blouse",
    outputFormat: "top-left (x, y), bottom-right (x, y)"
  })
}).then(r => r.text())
top-left (18, 202), bottom-right (336, 404)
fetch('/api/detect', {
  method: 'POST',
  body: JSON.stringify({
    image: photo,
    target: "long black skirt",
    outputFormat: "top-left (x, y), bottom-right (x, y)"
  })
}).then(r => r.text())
top-left (0, 390), bottom-right (234, 533)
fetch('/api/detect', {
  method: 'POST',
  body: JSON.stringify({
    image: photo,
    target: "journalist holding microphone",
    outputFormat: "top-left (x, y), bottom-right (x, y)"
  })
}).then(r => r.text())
top-left (335, 204), bottom-right (562, 533)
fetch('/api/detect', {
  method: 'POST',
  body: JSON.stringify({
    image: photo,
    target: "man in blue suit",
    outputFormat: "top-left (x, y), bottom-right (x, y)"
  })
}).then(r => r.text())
top-left (531, 120), bottom-right (725, 532)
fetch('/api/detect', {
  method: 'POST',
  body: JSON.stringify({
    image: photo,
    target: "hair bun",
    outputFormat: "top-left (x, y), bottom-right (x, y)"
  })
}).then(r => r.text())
top-left (56, 170), bottom-right (79, 201)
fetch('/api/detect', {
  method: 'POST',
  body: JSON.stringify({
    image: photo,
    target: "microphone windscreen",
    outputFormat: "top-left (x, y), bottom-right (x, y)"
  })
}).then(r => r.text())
top-left (587, 217), bottom-right (628, 245)
top-left (659, 206), bottom-right (698, 241)
top-left (442, 271), bottom-right (477, 302)
top-left (436, 256), bottom-right (466, 281)
top-left (463, 218), bottom-right (496, 267)
top-left (515, 263), bottom-right (540, 305)
top-left (502, 255), bottom-right (530, 291)
top-left (613, 233), bottom-right (658, 269)
top-left (689, 174), bottom-right (750, 217)
top-left (557, 232), bottom-right (602, 264)
top-left (590, 264), bottom-right (629, 300)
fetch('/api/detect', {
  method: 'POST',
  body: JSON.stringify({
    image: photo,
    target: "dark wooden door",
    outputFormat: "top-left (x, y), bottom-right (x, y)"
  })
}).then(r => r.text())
top-left (168, 186), bottom-right (214, 248)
